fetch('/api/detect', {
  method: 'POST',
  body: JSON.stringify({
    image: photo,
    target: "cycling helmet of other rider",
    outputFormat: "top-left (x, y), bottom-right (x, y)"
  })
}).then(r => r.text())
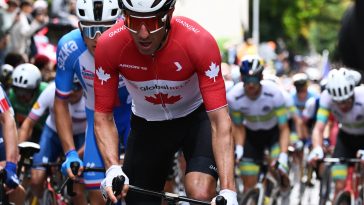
top-left (119, 0), bottom-right (177, 54)
top-left (11, 63), bottom-right (42, 104)
top-left (292, 72), bottom-right (309, 92)
top-left (76, 0), bottom-right (121, 55)
top-left (239, 55), bottom-right (264, 100)
top-left (326, 67), bottom-right (357, 113)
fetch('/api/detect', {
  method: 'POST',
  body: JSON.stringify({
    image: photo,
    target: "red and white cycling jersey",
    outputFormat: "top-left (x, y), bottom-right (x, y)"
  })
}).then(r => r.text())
top-left (94, 16), bottom-right (226, 121)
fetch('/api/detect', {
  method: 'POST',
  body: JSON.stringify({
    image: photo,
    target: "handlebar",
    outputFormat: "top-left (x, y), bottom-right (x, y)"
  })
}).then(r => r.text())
top-left (57, 161), bottom-right (79, 196)
top-left (105, 175), bottom-right (227, 205)
top-left (319, 157), bottom-right (362, 164)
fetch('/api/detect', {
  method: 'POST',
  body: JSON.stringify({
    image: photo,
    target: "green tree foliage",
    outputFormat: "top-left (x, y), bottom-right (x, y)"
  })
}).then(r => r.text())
top-left (258, 0), bottom-right (351, 54)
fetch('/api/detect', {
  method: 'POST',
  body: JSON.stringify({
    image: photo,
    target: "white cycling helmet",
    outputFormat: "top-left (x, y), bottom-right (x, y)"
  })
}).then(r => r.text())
top-left (12, 63), bottom-right (41, 89)
top-left (326, 68), bottom-right (356, 101)
top-left (292, 73), bottom-right (308, 87)
top-left (0, 64), bottom-right (14, 78)
top-left (120, 0), bottom-right (176, 13)
top-left (76, 0), bottom-right (120, 22)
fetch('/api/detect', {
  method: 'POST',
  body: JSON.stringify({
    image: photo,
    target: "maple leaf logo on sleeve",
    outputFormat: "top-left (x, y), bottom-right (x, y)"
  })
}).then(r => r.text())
top-left (96, 67), bottom-right (111, 85)
top-left (205, 62), bottom-right (220, 82)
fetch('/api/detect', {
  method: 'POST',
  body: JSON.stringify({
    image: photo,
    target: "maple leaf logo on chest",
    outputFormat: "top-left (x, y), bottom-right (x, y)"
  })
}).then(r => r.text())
top-left (205, 62), bottom-right (220, 82)
top-left (145, 93), bottom-right (182, 105)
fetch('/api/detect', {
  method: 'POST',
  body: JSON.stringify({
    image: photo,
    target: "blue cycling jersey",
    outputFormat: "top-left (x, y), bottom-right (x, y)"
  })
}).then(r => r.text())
top-left (55, 29), bottom-right (131, 134)
top-left (291, 89), bottom-right (318, 116)
top-left (55, 29), bottom-right (131, 189)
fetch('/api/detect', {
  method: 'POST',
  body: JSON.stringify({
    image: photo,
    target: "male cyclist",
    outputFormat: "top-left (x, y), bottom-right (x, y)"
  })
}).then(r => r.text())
top-left (54, 0), bottom-right (131, 204)
top-left (308, 68), bottom-right (364, 197)
top-left (227, 55), bottom-right (290, 196)
top-left (0, 83), bottom-right (25, 205)
top-left (18, 77), bottom-right (87, 204)
top-left (94, 0), bottom-right (237, 204)
top-left (8, 63), bottom-right (48, 143)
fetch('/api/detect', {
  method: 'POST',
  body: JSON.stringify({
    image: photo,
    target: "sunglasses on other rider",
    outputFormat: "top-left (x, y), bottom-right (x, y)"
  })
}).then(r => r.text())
top-left (242, 76), bottom-right (261, 84)
top-left (333, 97), bottom-right (353, 105)
top-left (79, 23), bottom-right (113, 39)
top-left (123, 13), bottom-right (167, 34)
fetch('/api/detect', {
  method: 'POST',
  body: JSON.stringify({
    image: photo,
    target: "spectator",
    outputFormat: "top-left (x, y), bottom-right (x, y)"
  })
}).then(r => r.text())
top-left (33, 54), bottom-right (55, 82)
top-left (0, 29), bottom-right (9, 65)
top-left (6, 0), bottom-right (47, 60)
top-left (4, 52), bottom-right (26, 68)
top-left (50, 0), bottom-right (78, 27)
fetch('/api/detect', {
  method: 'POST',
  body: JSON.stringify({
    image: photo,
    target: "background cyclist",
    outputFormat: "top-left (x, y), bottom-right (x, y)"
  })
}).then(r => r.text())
top-left (0, 81), bottom-right (25, 205)
top-left (8, 63), bottom-right (48, 143)
top-left (54, 0), bottom-right (131, 204)
top-left (18, 76), bottom-right (87, 204)
top-left (308, 67), bottom-right (364, 198)
top-left (227, 55), bottom-right (290, 199)
top-left (94, 0), bottom-right (237, 204)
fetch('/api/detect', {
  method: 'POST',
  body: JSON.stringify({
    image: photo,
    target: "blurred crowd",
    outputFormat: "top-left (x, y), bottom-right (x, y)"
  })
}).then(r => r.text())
top-left (0, 0), bottom-right (79, 87)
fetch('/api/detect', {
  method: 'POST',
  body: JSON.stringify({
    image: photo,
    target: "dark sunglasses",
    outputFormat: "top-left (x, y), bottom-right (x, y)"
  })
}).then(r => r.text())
top-left (242, 76), bottom-right (260, 84)
top-left (124, 13), bottom-right (167, 34)
top-left (80, 23), bottom-right (113, 39)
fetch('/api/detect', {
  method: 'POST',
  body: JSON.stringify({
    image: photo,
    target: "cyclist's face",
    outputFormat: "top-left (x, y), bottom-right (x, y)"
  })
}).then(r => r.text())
top-left (68, 82), bottom-right (83, 104)
top-left (125, 10), bottom-right (171, 55)
top-left (13, 87), bottom-right (36, 103)
top-left (79, 21), bottom-right (116, 56)
top-left (244, 81), bottom-right (261, 100)
top-left (334, 97), bottom-right (353, 113)
top-left (297, 89), bottom-right (308, 101)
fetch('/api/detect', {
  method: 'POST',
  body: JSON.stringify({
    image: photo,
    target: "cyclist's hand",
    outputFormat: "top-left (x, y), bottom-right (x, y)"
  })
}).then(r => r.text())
top-left (4, 162), bottom-right (19, 189)
top-left (101, 165), bottom-right (129, 203)
top-left (308, 146), bottom-right (324, 165)
top-left (211, 189), bottom-right (238, 205)
top-left (277, 152), bottom-right (289, 175)
top-left (357, 149), bottom-right (364, 161)
top-left (234, 145), bottom-right (243, 162)
top-left (61, 149), bottom-right (83, 179)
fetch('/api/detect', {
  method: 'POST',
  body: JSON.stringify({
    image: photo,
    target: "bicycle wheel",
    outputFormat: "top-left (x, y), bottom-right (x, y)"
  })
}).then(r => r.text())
top-left (239, 188), bottom-right (261, 205)
top-left (333, 191), bottom-right (351, 205)
top-left (42, 190), bottom-right (56, 205)
top-left (319, 165), bottom-right (332, 205)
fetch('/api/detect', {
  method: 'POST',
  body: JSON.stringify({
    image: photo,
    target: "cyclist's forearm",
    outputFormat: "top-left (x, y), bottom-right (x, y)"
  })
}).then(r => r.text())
top-left (209, 108), bottom-right (236, 191)
top-left (232, 124), bottom-right (245, 146)
top-left (18, 117), bottom-right (36, 142)
top-left (2, 111), bottom-right (18, 163)
top-left (312, 122), bottom-right (325, 148)
top-left (279, 123), bottom-right (289, 153)
top-left (54, 97), bottom-right (76, 152)
top-left (94, 111), bottom-right (120, 169)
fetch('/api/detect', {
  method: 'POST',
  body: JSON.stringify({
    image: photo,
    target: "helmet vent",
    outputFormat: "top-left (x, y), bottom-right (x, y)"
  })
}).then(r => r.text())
top-left (79, 9), bottom-right (85, 16)
top-left (151, 0), bottom-right (163, 8)
top-left (94, 1), bottom-right (103, 21)
top-left (332, 89), bottom-right (337, 97)
top-left (125, 0), bottom-right (132, 7)
top-left (111, 8), bottom-right (118, 16)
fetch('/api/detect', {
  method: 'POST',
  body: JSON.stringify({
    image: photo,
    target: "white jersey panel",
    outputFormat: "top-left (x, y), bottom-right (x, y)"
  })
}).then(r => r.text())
top-left (78, 50), bottom-right (96, 110)
top-left (320, 86), bottom-right (364, 135)
top-left (227, 81), bottom-right (285, 130)
top-left (29, 82), bottom-right (86, 134)
top-left (125, 73), bottom-right (203, 121)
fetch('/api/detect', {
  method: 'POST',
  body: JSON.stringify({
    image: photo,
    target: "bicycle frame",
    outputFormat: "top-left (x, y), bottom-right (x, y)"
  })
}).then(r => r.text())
top-left (335, 164), bottom-right (362, 205)
top-left (322, 158), bottom-right (363, 205)
top-left (240, 158), bottom-right (282, 205)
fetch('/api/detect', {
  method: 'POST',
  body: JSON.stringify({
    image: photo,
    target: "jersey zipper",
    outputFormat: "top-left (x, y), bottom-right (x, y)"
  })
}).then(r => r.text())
top-left (152, 54), bottom-right (172, 120)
